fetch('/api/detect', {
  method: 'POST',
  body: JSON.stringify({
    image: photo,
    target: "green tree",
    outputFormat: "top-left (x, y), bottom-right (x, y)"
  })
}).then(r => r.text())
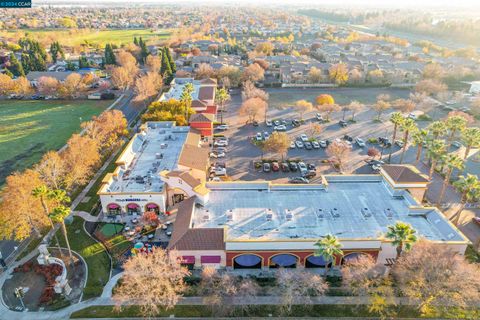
top-left (385, 221), bottom-right (417, 259)
top-left (461, 127), bottom-right (480, 160)
top-left (426, 139), bottom-right (446, 180)
top-left (133, 37), bottom-right (139, 46)
top-left (50, 205), bottom-right (74, 263)
top-left (104, 43), bottom-right (116, 66)
top-left (445, 115), bottom-right (467, 148)
top-left (427, 121), bottom-right (447, 139)
top-left (388, 112), bottom-right (404, 163)
top-left (49, 41), bottom-right (64, 63)
top-left (314, 234), bottom-right (343, 277)
top-left (18, 38), bottom-right (47, 72)
top-left (399, 118), bottom-right (417, 164)
top-left (164, 47), bottom-right (176, 73)
top-left (437, 154), bottom-right (464, 205)
top-left (215, 87), bottom-right (230, 123)
top-left (139, 37), bottom-right (149, 63)
top-left (180, 83), bottom-right (194, 122)
top-left (7, 53), bottom-right (25, 77)
top-left (452, 174), bottom-right (480, 226)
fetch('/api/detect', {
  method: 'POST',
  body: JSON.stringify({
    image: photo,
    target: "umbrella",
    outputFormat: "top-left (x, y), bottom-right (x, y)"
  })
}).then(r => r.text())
top-left (134, 242), bottom-right (144, 249)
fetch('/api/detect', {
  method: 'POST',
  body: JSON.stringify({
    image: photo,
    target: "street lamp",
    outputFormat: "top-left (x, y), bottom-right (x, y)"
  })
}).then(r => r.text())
top-left (14, 287), bottom-right (26, 311)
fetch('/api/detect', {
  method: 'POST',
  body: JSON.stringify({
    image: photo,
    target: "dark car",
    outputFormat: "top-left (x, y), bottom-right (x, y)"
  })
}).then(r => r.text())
top-left (281, 162), bottom-right (289, 172)
top-left (343, 135), bottom-right (353, 142)
top-left (289, 177), bottom-right (309, 184)
top-left (307, 163), bottom-right (316, 171)
top-left (304, 141), bottom-right (313, 150)
top-left (252, 120), bottom-right (259, 127)
top-left (326, 139), bottom-right (332, 146)
top-left (292, 119), bottom-right (301, 127)
top-left (303, 171), bottom-right (317, 179)
top-left (271, 161), bottom-right (280, 172)
top-left (263, 162), bottom-right (271, 172)
top-left (289, 162), bottom-right (298, 171)
top-left (339, 120), bottom-right (348, 127)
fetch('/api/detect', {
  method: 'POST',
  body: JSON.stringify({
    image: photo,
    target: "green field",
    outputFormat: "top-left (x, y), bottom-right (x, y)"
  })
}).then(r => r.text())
top-left (0, 99), bottom-right (110, 185)
top-left (5, 29), bottom-right (171, 47)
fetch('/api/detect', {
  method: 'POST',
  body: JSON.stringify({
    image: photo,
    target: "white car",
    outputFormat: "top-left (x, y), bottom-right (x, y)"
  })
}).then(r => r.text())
top-left (355, 137), bottom-right (365, 147)
top-left (213, 167), bottom-right (227, 176)
top-left (319, 140), bottom-right (327, 148)
top-left (263, 132), bottom-right (270, 140)
top-left (300, 134), bottom-right (308, 142)
top-left (211, 177), bottom-right (221, 182)
top-left (312, 141), bottom-right (320, 149)
top-left (316, 113), bottom-right (324, 121)
top-left (255, 132), bottom-right (263, 141)
top-left (407, 113), bottom-right (417, 120)
top-left (290, 141), bottom-right (296, 149)
top-left (274, 125), bottom-right (287, 131)
top-left (295, 140), bottom-right (304, 148)
top-left (266, 120), bottom-right (273, 127)
top-left (216, 124), bottom-right (229, 130)
top-left (395, 140), bottom-right (404, 148)
top-left (214, 140), bottom-right (228, 147)
top-left (209, 151), bottom-right (226, 158)
top-left (298, 162), bottom-right (308, 174)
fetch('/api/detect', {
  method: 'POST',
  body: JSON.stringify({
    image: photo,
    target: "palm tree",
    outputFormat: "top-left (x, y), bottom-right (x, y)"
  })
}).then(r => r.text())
top-left (215, 87), bottom-right (231, 124)
top-left (385, 221), bottom-right (417, 259)
top-left (314, 234), bottom-right (343, 277)
top-left (348, 100), bottom-right (363, 122)
top-left (452, 174), bottom-right (480, 226)
top-left (427, 121), bottom-right (447, 139)
top-left (180, 82), bottom-right (194, 122)
top-left (461, 127), bottom-right (480, 160)
top-left (437, 154), bottom-right (464, 205)
top-left (49, 205), bottom-right (74, 263)
top-left (426, 139), bottom-right (446, 180)
top-left (32, 185), bottom-right (63, 256)
top-left (411, 128), bottom-right (428, 164)
top-left (388, 112), bottom-right (404, 163)
top-left (399, 118), bottom-right (417, 164)
top-left (445, 116), bottom-right (467, 149)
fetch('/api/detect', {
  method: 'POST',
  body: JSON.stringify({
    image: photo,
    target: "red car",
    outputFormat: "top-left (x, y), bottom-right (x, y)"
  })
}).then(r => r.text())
top-left (472, 217), bottom-right (480, 226)
top-left (271, 161), bottom-right (280, 172)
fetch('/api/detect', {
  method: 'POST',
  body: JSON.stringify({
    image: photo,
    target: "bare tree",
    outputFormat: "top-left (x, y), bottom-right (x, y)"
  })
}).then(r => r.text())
top-left (37, 76), bottom-right (60, 96)
top-left (242, 63), bottom-right (265, 82)
top-left (195, 63), bottom-right (215, 79)
top-left (242, 80), bottom-right (269, 101)
top-left (307, 122), bottom-right (322, 138)
top-left (134, 72), bottom-right (163, 105)
top-left (238, 97), bottom-right (267, 124)
top-left (116, 50), bottom-right (139, 77)
top-left (59, 73), bottom-right (85, 99)
top-left (145, 55), bottom-right (161, 73)
top-left (392, 240), bottom-right (480, 317)
top-left (326, 140), bottom-right (351, 172)
top-left (111, 66), bottom-right (132, 91)
top-left (262, 132), bottom-right (291, 160)
top-left (113, 248), bottom-right (190, 318)
top-left (276, 269), bottom-right (328, 315)
top-left (294, 100), bottom-right (313, 120)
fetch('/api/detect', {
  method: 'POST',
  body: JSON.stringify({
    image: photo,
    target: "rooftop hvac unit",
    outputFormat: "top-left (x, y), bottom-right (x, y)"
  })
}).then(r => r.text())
top-left (202, 210), bottom-right (210, 222)
top-left (384, 208), bottom-right (393, 219)
top-left (226, 209), bottom-right (233, 222)
top-left (317, 208), bottom-right (324, 219)
top-left (361, 207), bottom-right (372, 218)
top-left (331, 208), bottom-right (340, 218)
top-left (285, 209), bottom-right (293, 221)
top-left (266, 209), bottom-right (273, 221)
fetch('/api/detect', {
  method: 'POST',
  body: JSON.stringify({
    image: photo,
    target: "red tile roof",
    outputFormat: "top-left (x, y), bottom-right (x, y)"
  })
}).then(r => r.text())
top-left (382, 165), bottom-right (429, 183)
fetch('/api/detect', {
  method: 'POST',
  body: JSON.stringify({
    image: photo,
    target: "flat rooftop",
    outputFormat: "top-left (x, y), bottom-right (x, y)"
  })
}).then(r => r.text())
top-left (191, 177), bottom-right (465, 242)
top-left (159, 78), bottom-right (215, 103)
top-left (103, 122), bottom-right (189, 193)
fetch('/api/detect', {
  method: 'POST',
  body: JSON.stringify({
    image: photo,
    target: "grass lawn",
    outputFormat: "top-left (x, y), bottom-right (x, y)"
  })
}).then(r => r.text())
top-left (70, 304), bottom-right (479, 319)
top-left (0, 99), bottom-right (110, 186)
top-left (4, 29), bottom-right (170, 47)
top-left (56, 216), bottom-right (111, 300)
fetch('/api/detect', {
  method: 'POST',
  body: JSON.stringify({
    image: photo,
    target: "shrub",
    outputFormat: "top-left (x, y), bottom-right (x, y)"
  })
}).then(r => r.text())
top-left (417, 114), bottom-right (432, 121)
top-left (367, 138), bottom-right (378, 144)
top-left (100, 92), bottom-right (115, 100)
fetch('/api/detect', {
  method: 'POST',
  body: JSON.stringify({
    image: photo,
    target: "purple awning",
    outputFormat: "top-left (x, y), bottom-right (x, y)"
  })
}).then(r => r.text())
top-left (182, 256), bottom-right (195, 264)
top-left (201, 256), bottom-right (221, 264)
top-left (306, 255), bottom-right (330, 267)
top-left (271, 254), bottom-right (297, 267)
top-left (234, 255), bottom-right (261, 267)
top-left (127, 203), bottom-right (139, 209)
top-left (107, 204), bottom-right (120, 209)
top-left (147, 203), bottom-right (159, 209)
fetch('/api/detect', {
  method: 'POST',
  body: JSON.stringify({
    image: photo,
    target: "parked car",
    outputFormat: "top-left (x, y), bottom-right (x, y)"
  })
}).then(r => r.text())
top-left (274, 125), bottom-right (287, 131)
top-left (343, 135), bottom-right (353, 142)
top-left (292, 119), bottom-right (301, 127)
top-left (214, 140), bottom-right (228, 147)
top-left (289, 177), bottom-right (309, 184)
top-left (214, 147), bottom-right (227, 153)
top-left (451, 141), bottom-right (462, 148)
top-left (281, 162), bottom-right (289, 172)
top-left (295, 140), bottom-right (304, 148)
top-left (319, 140), bottom-right (327, 148)
top-left (263, 132), bottom-right (270, 140)
top-left (300, 134), bottom-right (308, 142)
top-left (395, 140), bottom-right (404, 148)
top-left (263, 162), bottom-right (271, 172)
top-left (273, 120), bottom-right (281, 126)
top-left (209, 151), bottom-right (226, 158)
top-left (266, 120), bottom-right (273, 127)
top-left (214, 167), bottom-right (227, 176)
top-left (307, 163), bottom-right (316, 171)
top-left (281, 120), bottom-right (288, 125)
top-left (255, 133), bottom-right (263, 141)
top-left (472, 216), bottom-right (480, 226)
top-left (210, 177), bottom-right (221, 182)
top-left (316, 113), bottom-right (324, 122)
top-left (372, 164), bottom-right (381, 172)
top-left (271, 161), bottom-right (280, 172)
top-left (312, 141), bottom-right (320, 149)
top-left (289, 162), bottom-right (298, 171)
top-left (216, 124), bottom-right (229, 130)
top-left (298, 162), bottom-right (308, 174)
top-left (290, 141), bottom-right (296, 149)
top-left (304, 141), bottom-right (313, 150)
top-left (303, 171), bottom-right (316, 179)
top-left (252, 120), bottom-right (259, 127)
top-left (355, 137), bottom-right (365, 147)
top-left (339, 120), bottom-right (348, 127)
top-left (407, 113), bottom-right (417, 120)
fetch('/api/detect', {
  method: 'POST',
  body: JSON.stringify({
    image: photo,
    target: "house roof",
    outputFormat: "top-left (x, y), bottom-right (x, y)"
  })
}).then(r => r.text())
top-left (185, 130), bottom-right (201, 146)
top-left (166, 171), bottom-right (202, 189)
top-left (198, 86), bottom-right (215, 101)
top-left (26, 71), bottom-right (74, 82)
top-left (382, 165), bottom-right (429, 184)
top-left (178, 144), bottom-right (209, 171)
top-left (167, 197), bottom-right (224, 251)
top-left (191, 100), bottom-right (208, 109)
top-left (189, 113), bottom-right (214, 123)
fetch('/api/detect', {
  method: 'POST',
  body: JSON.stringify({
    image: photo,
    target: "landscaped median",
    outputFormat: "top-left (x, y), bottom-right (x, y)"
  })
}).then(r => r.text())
top-left (56, 216), bottom-right (111, 300)
top-left (70, 304), bottom-right (478, 319)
